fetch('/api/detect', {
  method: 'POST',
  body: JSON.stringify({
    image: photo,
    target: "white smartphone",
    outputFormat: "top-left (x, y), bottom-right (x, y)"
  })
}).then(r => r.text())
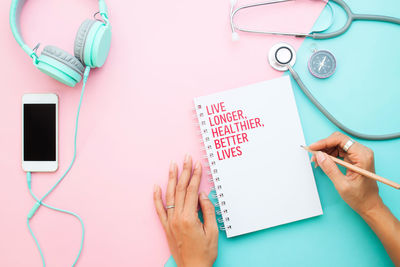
top-left (22, 94), bottom-right (58, 172)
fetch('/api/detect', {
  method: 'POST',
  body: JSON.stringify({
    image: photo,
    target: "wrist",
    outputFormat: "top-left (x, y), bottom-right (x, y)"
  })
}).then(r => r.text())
top-left (190, 262), bottom-right (213, 267)
top-left (181, 263), bottom-right (212, 267)
top-left (359, 197), bottom-right (385, 223)
top-left (181, 260), bottom-right (213, 267)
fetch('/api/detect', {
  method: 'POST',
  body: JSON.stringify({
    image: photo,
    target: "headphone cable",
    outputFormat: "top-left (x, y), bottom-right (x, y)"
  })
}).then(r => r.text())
top-left (26, 66), bottom-right (91, 267)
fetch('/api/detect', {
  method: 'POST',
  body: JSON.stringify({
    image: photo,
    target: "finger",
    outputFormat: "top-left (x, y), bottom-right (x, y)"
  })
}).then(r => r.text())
top-left (184, 161), bottom-right (202, 213)
top-left (343, 154), bottom-right (361, 178)
top-left (325, 147), bottom-right (339, 157)
top-left (166, 161), bottom-right (178, 217)
top-left (175, 154), bottom-right (192, 212)
top-left (338, 149), bottom-right (347, 158)
top-left (310, 154), bottom-right (319, 168)
top-left (309, 132), bottom-right (350, 152)
top-left (316, 151), bottom-right (346, 188)
top-left (153, 185), bottom-right (167, 229)
top-left (199, 192), bottom-right (218, 237)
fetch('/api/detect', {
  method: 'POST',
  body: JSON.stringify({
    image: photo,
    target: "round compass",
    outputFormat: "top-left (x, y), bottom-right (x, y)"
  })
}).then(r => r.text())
top-left (308, 50), bottom-right (336, 79)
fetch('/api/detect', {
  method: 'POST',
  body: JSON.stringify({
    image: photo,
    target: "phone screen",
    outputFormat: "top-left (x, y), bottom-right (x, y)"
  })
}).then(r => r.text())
top-left (24, 104), bottom-right (56, 161)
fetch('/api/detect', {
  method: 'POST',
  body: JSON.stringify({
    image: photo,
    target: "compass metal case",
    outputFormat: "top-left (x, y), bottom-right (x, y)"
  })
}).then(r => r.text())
top-left (308, 50), bottom-right (336, 79)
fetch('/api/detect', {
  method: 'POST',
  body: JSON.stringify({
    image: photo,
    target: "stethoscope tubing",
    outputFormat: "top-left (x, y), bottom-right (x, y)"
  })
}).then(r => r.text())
top-left (311, 0), bottom-right (400, 39)
top-left (231, 0), bottom-right (310, 37)
top-left (231, 0), bottom-right (400, 39)
top-left (232, 0), bottom-right (400, 140)
top-left (287, 65), bottom-right (400, 140)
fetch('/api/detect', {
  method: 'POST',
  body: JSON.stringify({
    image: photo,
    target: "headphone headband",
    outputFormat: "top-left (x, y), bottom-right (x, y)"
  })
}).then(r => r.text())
top-left (9, 0), bottom-right (109, 59)
top-left (10, 0), bottom-right (31, 56)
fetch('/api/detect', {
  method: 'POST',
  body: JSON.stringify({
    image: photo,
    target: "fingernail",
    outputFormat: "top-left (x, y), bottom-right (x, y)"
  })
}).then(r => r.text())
top-left (169, 161), bottom-right (175, 171)
top-left (316, 151), bottom-right (326, 164)
top-left (195, 161), bottom-right (201, 169)
top-left (200, 192), bottom-right (208, 200)
top-left (153, 184), bottom-right (159, 193)
top-left (184, 154), bottom-right (191, 163)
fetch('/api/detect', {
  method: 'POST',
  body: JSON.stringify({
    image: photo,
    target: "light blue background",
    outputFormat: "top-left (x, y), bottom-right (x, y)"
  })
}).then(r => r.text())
top-left (167, 0), bottom-right (400, 266)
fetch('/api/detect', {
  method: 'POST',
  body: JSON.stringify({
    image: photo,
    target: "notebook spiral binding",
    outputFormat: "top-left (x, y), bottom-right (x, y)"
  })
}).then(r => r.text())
top-left (194, 104), bottom-right (232, 232)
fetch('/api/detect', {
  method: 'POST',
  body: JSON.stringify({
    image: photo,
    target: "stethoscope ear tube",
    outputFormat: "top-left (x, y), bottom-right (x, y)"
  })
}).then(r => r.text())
top-left (312, 0), bottom-right (400, 40)
top-left (231, 0), bottom-right (400, 40)
top-left (287, 65), bottom-right (400, 140)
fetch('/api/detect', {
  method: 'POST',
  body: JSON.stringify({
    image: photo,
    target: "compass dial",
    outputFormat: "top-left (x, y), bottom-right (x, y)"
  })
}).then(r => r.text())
top-left (308, 50), bottom-right (336, 79)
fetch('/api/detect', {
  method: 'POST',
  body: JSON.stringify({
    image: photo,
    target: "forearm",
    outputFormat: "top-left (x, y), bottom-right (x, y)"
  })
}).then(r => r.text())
top-left (361, 200), bottom-right (400, 266)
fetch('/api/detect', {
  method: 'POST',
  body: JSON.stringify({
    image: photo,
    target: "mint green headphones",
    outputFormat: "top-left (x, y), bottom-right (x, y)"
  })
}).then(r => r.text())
top-left (11, 2), bottom-right (112, 266)
top-left (10, 0), bottom-right (112, 87)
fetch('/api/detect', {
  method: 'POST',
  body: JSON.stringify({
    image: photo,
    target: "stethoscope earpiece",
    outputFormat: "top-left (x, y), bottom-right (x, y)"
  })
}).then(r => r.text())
top-left (268, 42), bottom-right (296, 72)
top-left (232, 32), bottom-right (240, 42)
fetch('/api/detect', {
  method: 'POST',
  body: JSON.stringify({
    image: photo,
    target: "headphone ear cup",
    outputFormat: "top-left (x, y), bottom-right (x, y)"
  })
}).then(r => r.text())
top-left (36, 45), bottom-right (84, 87)
top-left (74, 19), bottom-right (95, 64)
top-left (74, 19), bottom-right (111, 68)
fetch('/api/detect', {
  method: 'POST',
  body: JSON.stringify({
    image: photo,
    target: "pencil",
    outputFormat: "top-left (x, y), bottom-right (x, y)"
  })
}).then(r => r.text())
top-left (301, 146), bottom-right (400, 190)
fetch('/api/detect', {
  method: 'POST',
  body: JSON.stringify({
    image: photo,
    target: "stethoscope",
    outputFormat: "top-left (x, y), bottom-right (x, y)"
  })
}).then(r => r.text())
top-left (230, 0), bottom-right (400, 141)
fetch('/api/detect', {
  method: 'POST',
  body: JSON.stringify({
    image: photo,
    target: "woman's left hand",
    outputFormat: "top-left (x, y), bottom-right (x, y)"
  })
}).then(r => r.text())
top-left (153, 155), bottom-right (219, 267)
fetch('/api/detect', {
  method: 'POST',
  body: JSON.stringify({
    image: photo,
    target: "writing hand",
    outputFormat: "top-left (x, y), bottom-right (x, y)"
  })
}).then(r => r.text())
top-left (309, 131), bottom-right (381, 216)
top-left (310, 132), bottom-right (400, 265)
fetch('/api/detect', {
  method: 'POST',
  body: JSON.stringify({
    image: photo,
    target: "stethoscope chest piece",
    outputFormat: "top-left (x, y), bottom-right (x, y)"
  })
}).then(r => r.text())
top-left (268, 42), bottom-right (296, 72)
top-left (308, 50), bottom-right (336, 79)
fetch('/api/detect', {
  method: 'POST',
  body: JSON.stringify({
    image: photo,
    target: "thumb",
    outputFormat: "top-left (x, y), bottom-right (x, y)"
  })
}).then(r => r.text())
top-left (316, 151), bottom-right (345, 187)
top-left (199, 192), bottom-right (218, 236)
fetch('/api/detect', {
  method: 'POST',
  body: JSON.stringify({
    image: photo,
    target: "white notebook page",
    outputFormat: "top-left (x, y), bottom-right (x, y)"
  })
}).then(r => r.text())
top-left (194, 76), bottom-right (323, 238)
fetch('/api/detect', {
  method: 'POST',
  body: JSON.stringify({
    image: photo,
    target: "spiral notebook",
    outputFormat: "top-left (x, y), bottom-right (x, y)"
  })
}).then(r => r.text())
top-left (194, 76), bottom-right (323, 238)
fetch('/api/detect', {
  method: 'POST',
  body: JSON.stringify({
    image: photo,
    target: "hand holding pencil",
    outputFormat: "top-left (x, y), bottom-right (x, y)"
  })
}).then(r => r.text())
top-left (307, 132), bottom-right (400, 265)
top-left (302, 146), bottom-right (400, 190)
top-left (306, 132), bottom-right (387, 217)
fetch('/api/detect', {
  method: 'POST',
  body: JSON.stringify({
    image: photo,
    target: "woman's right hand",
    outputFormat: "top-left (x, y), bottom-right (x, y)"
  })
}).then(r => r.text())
top-left (309, 132), bottom-right (383, 216)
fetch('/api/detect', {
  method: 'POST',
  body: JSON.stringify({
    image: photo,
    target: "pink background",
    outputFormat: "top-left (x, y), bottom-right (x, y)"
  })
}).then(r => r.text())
top-left (1, 0), bottom-right (324, 266)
